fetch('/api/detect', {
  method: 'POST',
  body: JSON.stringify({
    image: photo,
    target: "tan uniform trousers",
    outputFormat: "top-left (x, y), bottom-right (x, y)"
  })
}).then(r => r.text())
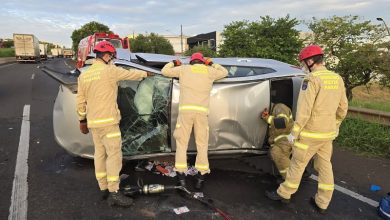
top-left (270, 139), bottom-right (292, 179)
top-left (90, 125), bottom-right (122, 192)
top-left (174, 112), bottom-right (210, 175)
top-left (277, 137), bottom-right (334, 210)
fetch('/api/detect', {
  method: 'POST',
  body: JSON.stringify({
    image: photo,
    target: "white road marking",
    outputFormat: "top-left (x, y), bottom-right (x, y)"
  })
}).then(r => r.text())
top-left (310, 175), bottom-right (379, 207)
top-left (8, 105), bottom-right (30, 220)
top-left (64, 60), bottom-right (70, 68)
top-left (0, 63), bottom-right (16, 69)
top-left (31, 74), bottom-right (35, 80)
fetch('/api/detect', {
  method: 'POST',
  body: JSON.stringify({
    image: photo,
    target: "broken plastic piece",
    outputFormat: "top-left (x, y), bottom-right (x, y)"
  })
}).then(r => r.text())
top-left (370, 185), bottom-right (381, 192)
top-left (173, 206), bottom-right (190, 215)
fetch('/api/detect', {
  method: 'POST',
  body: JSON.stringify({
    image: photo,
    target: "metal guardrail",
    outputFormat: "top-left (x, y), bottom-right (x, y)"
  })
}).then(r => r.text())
top-left (348, 106), bottom-right (390, 126)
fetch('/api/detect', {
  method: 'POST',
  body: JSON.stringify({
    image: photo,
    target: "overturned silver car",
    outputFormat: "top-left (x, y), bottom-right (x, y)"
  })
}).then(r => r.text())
top-left (43, 50), bottom-right (304, 160)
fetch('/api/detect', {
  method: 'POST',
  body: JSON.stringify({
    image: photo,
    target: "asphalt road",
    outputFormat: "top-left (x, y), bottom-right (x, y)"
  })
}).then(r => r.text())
top-left (0, 58), bottom-right (389, 220)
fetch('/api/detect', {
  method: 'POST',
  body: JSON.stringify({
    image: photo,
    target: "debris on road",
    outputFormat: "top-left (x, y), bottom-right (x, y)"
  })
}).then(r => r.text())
top-left (370, 185), bottom-right (381, 192)
top-left (173, 206), bottom-right (190, 215)
top-left (141, 160), bottom-right (200, 177)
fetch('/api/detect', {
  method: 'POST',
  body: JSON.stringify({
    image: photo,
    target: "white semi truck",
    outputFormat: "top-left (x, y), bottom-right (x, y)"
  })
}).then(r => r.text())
top-left (39, 43), bottom-right (48, 60)
top-left (13, 33), bottom-right (41, 62)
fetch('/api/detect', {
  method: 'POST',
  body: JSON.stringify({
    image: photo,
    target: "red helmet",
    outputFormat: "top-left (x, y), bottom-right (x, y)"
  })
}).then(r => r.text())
top-left (190, 52), bottom-right (205, 63)
top-left (298, 45), bottom-right (324, 61)
top-left (93, 41), bottom-right (116, 54)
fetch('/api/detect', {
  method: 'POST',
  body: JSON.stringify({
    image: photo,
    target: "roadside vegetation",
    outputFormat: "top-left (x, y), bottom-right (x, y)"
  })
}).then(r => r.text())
top-left (336, 117), bottom-right (390, 159)
top-left (350, 84), bottom-right (390, 112)
top-left (0, 48), bottom-right (15, 57)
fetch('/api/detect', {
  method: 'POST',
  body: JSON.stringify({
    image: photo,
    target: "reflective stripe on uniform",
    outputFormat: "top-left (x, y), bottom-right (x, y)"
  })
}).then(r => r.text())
top-left (106, 132), bottom-right (121, 138)
top-left (107, 176), bottom-right (119, 182)
top-left (190, 65), bottom-right (209, 74)
top-left (89, 117), bottom-right (115, 124)
top-left (78, 110), bottom-right (87, 116)
top-left (292, 124), bottom-right (300, 133)
top-left (294, 141), bottom-right (308, 150)
top-left (175, 163), bottom-right (187, 168)
top-left (300, 130), bottom-right (336, 139)
top-left (176, 124), bottom-right (181, 128)
top-left (95, 172), bottom-right (107, 178)
top-left (267, 116), bottom-right (274, 124)
top-left (195, 163), bottom-right (210, 171)
top-left (318, 183), bottom-right (334, 191)
top-left (283, 180), bottom-right (299, 189)
top-left (179, 105), bottom-right (208, 113)
top-left (277, 114), bottom-right (290, 121)
top-left (274, 134), bottom-right (288, 142)
top-left (279, 169), bottom-right (288, 174)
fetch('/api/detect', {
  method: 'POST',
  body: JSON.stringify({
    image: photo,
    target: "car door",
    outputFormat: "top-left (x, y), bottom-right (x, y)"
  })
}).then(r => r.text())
top-left (170, 66), bottom-right (271, 156)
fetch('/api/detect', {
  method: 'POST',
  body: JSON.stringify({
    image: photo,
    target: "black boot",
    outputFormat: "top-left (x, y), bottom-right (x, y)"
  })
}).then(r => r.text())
top-left (265, 190), bottom-right (290, 203)
top-left (310, 197), bottom-right (326, 214)
top-left (101, 189), bottom-right (109, 200)
top-left (107, 191), bottom-right (133, 207)
top-left (194, 173), bottom-right (206, 190)
top-left (176, 172), bottom-right (186, 188)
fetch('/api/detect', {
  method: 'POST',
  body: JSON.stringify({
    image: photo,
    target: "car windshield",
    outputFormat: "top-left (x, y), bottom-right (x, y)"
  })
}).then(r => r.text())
top-left (223, 65), bottom-right (276, 78)
top-left (117, 69), bottom-right (171, 156)
top-left (96, 38), bottom-right (122, 48)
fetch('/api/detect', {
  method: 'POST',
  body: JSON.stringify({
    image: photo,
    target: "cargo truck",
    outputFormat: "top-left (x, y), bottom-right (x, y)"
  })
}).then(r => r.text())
top-left (39, 43), bottom-right (48, 60)
top-left (63, 49), bottom-right (74, 58)
top-left (13, 33), bottom-right (41, 62)
top-left (51, 48), bottom-right (63, 58)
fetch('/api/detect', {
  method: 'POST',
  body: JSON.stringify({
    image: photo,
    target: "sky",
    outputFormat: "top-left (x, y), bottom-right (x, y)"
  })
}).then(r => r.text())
top-left (1, 0), bottom-right (389, 47)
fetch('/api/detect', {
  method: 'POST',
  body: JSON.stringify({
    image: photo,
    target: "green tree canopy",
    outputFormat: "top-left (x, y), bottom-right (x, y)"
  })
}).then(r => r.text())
top-left (184, 45), bottom-right (217, 57)
top-left (130, 33), bottom-right (174, 55)
top-left (308, 15), bottom-right (390, 100)
top-left (2, 40), bottom-right (14, 48)
top-left (219, 15), bottom-right (303, 64)
top-left (71, 21), bottom-right (111, 55)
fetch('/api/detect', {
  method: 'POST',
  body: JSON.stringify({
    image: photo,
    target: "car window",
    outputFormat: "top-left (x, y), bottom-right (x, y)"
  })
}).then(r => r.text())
top-left (117, 66), bottom-right (172, 155)
top-left (223, 65), bottom-right (276, 78)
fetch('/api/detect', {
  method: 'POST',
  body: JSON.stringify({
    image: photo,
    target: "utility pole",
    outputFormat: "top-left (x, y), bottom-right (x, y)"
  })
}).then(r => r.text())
top-left (180, 24), bottom-right (183, 54)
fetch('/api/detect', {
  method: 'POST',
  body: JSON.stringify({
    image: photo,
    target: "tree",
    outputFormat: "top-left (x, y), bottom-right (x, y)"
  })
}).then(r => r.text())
top-left (71, 21), bottom-right (111, 55)
top-left (130, 33), bottom-right (174, 55)
top-left (2, 40), bottom-right (14, 48)
top-left (308, 15), bottom-right (390, 100)
top-left (219, 15), bottom-right (303, 64)
top-left (184, 45), bottom-right (217, 57)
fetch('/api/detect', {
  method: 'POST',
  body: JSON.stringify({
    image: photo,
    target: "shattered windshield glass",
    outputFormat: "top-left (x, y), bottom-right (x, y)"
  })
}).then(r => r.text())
top-left (117, 72), bottom-right (172, 156)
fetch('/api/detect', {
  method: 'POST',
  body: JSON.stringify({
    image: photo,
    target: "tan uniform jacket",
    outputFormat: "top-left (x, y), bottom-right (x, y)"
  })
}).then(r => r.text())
top-left (291, 69), bottom-right (348, 140)
top-left (76, 60), bottom-right (147, 128)
top-left (264, 103), bottom-right (294, 144)
top-left (161, 62), bottom-right (228, 115)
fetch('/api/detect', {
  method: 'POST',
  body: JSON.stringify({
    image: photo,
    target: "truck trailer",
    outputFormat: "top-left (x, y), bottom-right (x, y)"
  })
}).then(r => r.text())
top-left (63, 49), bottom-right (74, 58)
top-left (13, 33), bottom-right (41, 62)
top-left (39, 43), bottom-right (48, 60)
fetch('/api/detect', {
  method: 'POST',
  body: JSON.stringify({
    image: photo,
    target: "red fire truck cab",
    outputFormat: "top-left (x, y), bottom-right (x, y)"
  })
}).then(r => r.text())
top-left (76, 33), bottom-right (128, 69)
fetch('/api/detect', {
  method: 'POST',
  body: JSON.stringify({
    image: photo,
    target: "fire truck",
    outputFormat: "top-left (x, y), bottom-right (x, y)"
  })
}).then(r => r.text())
top-left (76, 33), bottom-right (129, 68)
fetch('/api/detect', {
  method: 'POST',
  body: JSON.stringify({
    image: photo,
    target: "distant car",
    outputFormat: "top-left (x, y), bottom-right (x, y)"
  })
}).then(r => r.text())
top-left (47, 55), bottom-right (54, 59)
top-left (43, 49), bottom-right (304, 160)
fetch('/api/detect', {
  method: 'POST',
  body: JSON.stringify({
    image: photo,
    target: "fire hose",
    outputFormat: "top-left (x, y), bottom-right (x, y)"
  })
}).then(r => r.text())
top-left (122, 182), bottom-right (232, 220)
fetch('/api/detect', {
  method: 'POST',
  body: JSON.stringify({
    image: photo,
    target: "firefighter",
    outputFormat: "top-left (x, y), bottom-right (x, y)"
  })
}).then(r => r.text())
top-left (261, 103), bottom-right (294, 181)
top-left (161, 52), bottom-right (228, 190)
top-left (265, 45), bottom-right (348, 214)
top-left (76, 41), bottom-right (151, 207)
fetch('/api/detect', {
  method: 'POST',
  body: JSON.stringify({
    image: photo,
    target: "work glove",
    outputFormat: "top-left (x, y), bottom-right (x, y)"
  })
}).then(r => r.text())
top-left (260, 108), bottom-right (269, 119)
top-left (79, 120), bottom-right (89, 134)
top-left (172, 59), bottom-right (182, 67)
top-left (204, 58), bottom-right (213, 66)
top-left (287, 134), bottom-right (295, 144)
